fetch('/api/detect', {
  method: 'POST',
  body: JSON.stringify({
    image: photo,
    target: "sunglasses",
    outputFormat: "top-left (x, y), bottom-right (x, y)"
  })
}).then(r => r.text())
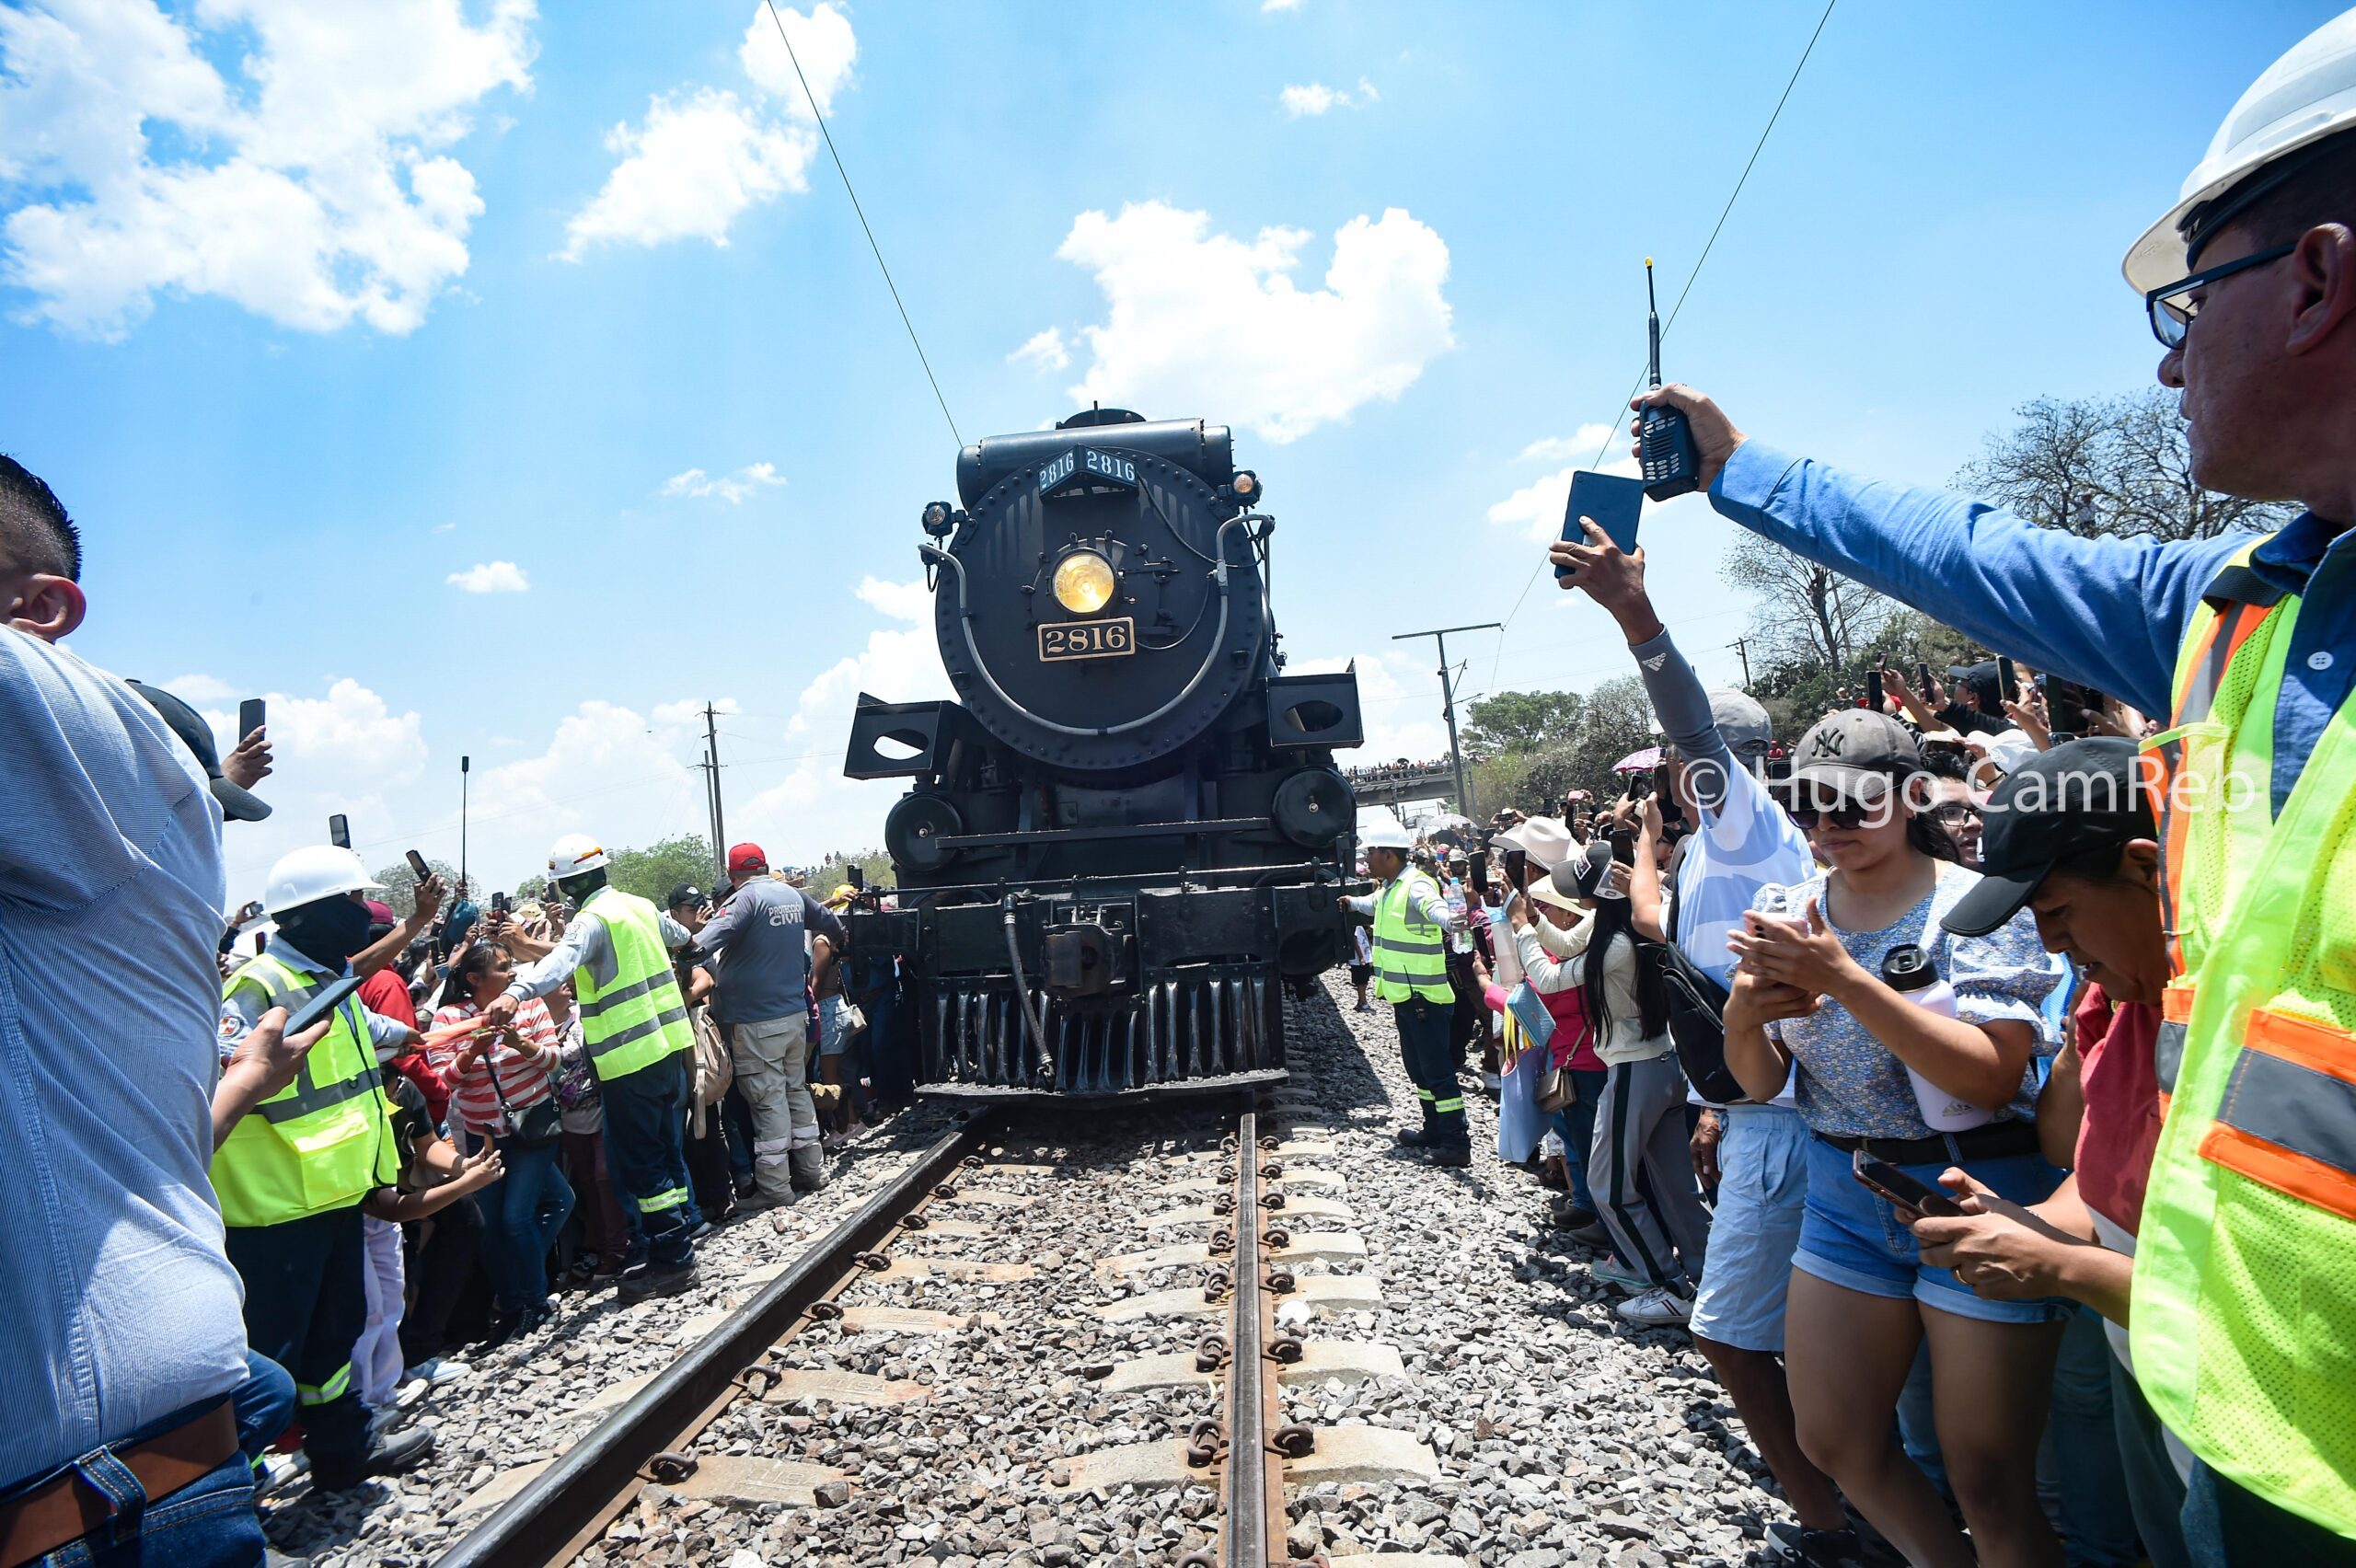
top-left (2144, 243), bottom-right (2294, 349)
top-left (1788, 791), bottom-right (1890, 831)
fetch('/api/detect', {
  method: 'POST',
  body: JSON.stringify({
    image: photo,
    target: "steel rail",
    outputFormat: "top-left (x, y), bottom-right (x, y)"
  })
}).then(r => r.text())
top-left (437, 1112), bottom-right (996, 1568)
top-left (1222, 1110), bottom-right (1285, 1568)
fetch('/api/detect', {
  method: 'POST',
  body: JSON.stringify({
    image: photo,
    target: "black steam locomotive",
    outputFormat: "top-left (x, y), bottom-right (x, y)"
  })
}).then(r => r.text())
top-left (840, 409), bottom-right (1362, 1096)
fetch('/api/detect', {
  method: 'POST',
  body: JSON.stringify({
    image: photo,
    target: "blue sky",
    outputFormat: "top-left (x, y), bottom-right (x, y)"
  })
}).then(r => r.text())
top-left (2, 0), bottom-right (2333, 901)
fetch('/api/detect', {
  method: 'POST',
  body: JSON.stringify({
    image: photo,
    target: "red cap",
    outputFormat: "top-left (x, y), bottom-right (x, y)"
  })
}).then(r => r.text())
top-left (726, 842), bottom-right (768, 876)
top-left (364, 900), bottom-right (398, 928)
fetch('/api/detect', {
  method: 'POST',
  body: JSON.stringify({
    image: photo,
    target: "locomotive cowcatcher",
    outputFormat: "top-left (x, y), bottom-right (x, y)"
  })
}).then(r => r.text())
top-left (840, 409), bottom-right (1362, 1096)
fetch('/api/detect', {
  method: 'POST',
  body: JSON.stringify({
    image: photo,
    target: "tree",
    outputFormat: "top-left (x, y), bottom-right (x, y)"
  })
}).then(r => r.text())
top-left (1722, 533), bottom-right (1897, 674)
top-left (800, 848), bottom-right (895, 897)
top-left (1463, 689), bottom-right (1585, 756)
top-left (373, 857), bottom-right (459, 920)
top-left (1458, 674), bottom-right (1656, 816)
top-left (605, 834), bottom-right (719, 905)
top-left (1955, 389), bottom-right (2296, 541)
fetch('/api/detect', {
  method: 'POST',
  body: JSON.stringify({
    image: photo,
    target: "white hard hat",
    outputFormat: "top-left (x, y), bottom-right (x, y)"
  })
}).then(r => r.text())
top-left (548, 833), bottom-right (610, 881)
top-left (1359, 822), bottom-right (1416, 853)
top-left (263, 845), bottom-right (384, 917)
top-left (2123, 10), bottom-right (2356, 294)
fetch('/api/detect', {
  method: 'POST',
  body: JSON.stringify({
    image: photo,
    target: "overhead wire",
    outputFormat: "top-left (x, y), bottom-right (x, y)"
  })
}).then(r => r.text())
top-left (762, 0), bottom-right (962, 447)
top-left (1485, 0), bottom-right (1838, 692)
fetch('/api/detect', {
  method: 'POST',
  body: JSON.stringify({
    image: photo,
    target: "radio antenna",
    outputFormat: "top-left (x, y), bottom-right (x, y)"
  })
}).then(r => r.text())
top-left (1646, 258), bottom-right (1664, 389)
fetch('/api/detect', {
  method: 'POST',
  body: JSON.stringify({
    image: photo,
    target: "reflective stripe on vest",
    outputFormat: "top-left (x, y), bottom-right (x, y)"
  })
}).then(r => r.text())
top-left (2129, 539), bottom-right (2356, 1536)
top-left (574, 888), bottom-right (696, 1080)
top-left (211, 952), bottom-right (398, 1228)
top-left (1372, 872), bottom-right (1453, 1003)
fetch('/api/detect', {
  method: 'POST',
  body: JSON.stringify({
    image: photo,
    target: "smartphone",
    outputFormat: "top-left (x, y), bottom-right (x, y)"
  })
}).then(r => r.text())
top-left (238, 698), bottom-right (266, 741)
top-left (1608, 829), bottom-right (1636, 866)
top-left (848, 864), bottom-right (866, 891)
top-left (492, 892), bottom-right (509, 914)
top-left (283, 974), bottom-right (364, 1037)
top-left (328, 813), bottom-right (351, 849)
top-left (1503, 847), bottom-right (1530, 892)
top-left (1556, 469), bottom-right (1646, 578)
top-left (1915, 660), bottom-right (1934, 697)
top-left (1852, 1151), bottom-right (1967, 1217)
top-left (406, 848), bottom-right (432, 882)
top-left (1996, 656), bottom-right (2019, 704)
top-left (1467, 853), bottom-right (1491, 898)
top-left (1865, 669), bottom-right (1884, 712)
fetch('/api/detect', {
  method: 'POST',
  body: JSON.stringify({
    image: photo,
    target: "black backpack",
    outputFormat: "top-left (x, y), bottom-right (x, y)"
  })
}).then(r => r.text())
top-left (1640, 887), bottom-right (1750, 1105)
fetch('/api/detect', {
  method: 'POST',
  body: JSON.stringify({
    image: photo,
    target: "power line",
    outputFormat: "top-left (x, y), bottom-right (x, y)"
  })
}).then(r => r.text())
top-left (763, 0), bottom-right (962, 447)
top-left (1487, 0), bottom-right (1838, 683)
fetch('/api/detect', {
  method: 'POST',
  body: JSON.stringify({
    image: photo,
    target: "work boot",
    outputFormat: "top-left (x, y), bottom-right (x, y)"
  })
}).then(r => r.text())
top-left (1393, 1125), bottom-right (1432, 1148)
top-left (789, 1143), bottom-right (828, 1193)
top-left (617, 1257), bottom-right (699, 1305)
top-left (312, 1425), bottom-right (434, 1493)
top-left (1430, 1144), bottom-right (1472, 1169)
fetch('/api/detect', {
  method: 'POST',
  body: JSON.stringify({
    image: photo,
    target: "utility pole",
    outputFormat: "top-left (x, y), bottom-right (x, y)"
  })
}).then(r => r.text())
top-left (458, 755), bottom-right (470, 890)
top-left (1393, 622), bottom-right (1500, 822)
top-left (1727, 636), bottom-right (1754, 688)
top-left (703, 702), bottom-right (728, 886)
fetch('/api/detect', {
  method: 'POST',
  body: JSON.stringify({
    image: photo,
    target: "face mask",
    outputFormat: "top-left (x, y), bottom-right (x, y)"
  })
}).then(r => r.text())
top-left (281, 896), bottom-right (375, 966)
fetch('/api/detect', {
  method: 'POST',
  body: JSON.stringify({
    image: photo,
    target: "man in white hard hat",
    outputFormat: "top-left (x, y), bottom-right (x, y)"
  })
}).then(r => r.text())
top-left (214, 844), bottom-right (434, 1493)
top-left (1340, 822), bottom-right (1473, 1164)
top-left (1607, 13), bottom-right (2356, 1560)
top-left (483, 835), bottom-right (704, 1301)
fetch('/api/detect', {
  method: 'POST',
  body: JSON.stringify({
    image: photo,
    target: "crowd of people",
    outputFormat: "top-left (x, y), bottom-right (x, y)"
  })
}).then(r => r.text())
top-left (1336, 21), bottom-right (2356, 1565)
top-left (6, 14), bottom-right (2356, 1568)
top-left (1343, 755), bottom-right (1455, 785)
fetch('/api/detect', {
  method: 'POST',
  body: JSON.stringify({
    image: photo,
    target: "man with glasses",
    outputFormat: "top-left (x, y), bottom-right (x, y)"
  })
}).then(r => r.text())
top-left (1618, 13), bottom-right (2356, 1561)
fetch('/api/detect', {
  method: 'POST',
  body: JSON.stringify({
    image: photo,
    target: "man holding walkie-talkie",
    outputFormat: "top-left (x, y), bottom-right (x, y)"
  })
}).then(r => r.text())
top-left (1622, 16), bottom-right (2356, 1560)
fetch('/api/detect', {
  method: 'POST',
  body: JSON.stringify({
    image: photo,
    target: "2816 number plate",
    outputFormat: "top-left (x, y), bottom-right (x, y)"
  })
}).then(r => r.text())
top-left (1038, 618), bottom-right (1134, 662)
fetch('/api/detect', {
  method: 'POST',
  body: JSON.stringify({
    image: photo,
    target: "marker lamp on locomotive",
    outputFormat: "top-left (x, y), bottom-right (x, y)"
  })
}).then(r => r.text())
top-left (1052, 549), bottom-right (1118, 615)
top-left (1230, 469), bottom-right (1261, 504)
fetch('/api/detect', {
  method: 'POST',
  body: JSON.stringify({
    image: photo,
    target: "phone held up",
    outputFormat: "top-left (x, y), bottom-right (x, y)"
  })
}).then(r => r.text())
top-left (328, 813), bottom-right (351, 850)
top-left (406, 848), bottom-right (432, 882)
top-left (1556, 469), bottom-right (1646, 580)
top-left (1865, 668), bottom-right (1884, 712)
top-left (1851, 1149), bottom-right (1966, 1217)
top-left (238, 698), bottom-right (266, 742)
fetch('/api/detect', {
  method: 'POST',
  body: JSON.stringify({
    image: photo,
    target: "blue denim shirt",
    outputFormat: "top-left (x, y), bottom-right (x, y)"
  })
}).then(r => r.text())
top-left (0, 628), bottom-right (249, 1489)
top-left (1712, 441), bottom-right (2356, 814)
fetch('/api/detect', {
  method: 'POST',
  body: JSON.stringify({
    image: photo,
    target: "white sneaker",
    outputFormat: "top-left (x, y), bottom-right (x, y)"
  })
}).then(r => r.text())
top-left (391, 1378), bottom-right (429, 1410)
top-left (402, 1356), bottom-right (469, 1388)
top-left (257, 1451), bottom-right (308, 1497)
top-left (1615, 1286), bottom-right (1692, 1328)
top-left (1588, 1256), bottom-right (1649, 1294)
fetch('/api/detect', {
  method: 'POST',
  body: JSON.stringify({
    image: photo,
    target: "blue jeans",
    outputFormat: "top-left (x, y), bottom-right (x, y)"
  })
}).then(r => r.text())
top-left (600, 1051), bottom-right (699, 1273)
top-left (2041, 1304), bottom-right (2140, 1568)
top-left (2182, 1458), bottom-right (2356, 1568)
top-left (28, 1452), bottom-right (263, 1568)
top-left (479, 1135), bottom-right (574, 1311)
top-left (1551, 1069), bottom-right (1609, 1214)
top-left (229, 1352), bottom-right (293, 1465)
top-left (2108, 1356), bottom-right (2190, 1568)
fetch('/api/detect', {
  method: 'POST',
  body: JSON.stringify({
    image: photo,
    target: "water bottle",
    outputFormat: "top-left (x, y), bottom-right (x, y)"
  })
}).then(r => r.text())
top-left (1882, 943), bottom-right (1992, 1132)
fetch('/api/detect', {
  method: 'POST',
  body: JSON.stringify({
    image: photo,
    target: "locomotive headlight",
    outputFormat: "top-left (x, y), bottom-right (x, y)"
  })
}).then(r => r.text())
top-left (1052, 549), bottom-right (1118, 615)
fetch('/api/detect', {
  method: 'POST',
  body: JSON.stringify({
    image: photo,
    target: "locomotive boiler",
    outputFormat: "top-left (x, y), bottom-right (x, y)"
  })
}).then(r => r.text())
top-left (840, 409), bottom-right (1362, 1096)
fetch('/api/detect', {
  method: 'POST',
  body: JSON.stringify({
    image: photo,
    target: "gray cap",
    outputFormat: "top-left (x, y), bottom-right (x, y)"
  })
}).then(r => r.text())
top-left (1789, 709), bottom-right (1923, 800)
top-left (1707, 688), bottom-right (1773, 757)
top-left (1551, 839), bottom-right (1619, 901)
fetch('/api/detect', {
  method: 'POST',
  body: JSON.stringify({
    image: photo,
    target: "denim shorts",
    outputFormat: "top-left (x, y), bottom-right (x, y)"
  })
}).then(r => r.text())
top-left (1793, 1135), bottom-right (2071, 1325)
top-left (1689, 1103), bottom-right (1811, 1352)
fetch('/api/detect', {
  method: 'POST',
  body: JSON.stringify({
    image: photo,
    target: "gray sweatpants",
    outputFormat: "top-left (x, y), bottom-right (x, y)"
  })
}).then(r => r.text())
top-left (733, 1011), bottom-right (818, 1202)
top-left (1588, 1050), bottom-right (1712, 1290)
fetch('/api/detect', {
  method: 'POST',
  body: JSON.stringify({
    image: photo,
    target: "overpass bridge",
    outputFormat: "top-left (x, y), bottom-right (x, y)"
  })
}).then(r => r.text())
top-left (1346, 766), bottom-right (1458, 813)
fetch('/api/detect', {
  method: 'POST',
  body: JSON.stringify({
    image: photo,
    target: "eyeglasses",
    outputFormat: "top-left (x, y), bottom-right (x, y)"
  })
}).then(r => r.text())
top-left (1933, 802), bottom-right (1981, 826)
top-left (2145, 243), bottom-right (2294, 349)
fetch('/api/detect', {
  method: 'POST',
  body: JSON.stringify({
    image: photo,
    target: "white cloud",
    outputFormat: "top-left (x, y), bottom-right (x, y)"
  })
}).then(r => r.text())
top-left (735, 2), bottom-right (858, 121)
top-left (0, 0), bottom-right (534, 339)
top-left (1008, 325), bottom-right (1069, 373)
top-left (447, 559), bottom-right (529, 594)
top-left (1278, 78), bottom-right (1376, 117)
top-left (660, 461), bottom-right (785, 503)
top-left (1263, 0), bottom-right (1305, 11)
top-left (651, 696), bottom-right (739, 729)
top-left (854, 575), bottom-right (930, 623)
top-left (160, 672), bottom-right (237, 705)
top-left (1055, 201), bottom-right (1453, 444)
top-left (1486, 423), bottom-right (1635, 544)
top-left (432, 520), bottom-right (457, 534)
top-left (558, 87), bottom-right (814, 259)
top-left (560, 3), bottom-right (857, 259)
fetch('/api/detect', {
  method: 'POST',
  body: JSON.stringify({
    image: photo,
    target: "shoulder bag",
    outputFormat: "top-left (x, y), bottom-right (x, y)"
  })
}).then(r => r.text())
top-left (487, 1028), bottom-right (563, 1147)
top-left (1638, 883), bottom-right (1750, 1106)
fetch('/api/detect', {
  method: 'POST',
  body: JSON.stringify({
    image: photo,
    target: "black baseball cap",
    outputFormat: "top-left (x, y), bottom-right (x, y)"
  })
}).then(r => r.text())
top-left (1943, 737), bottom-right (2158, 938)
top-left (665, 882), bottom-right (704, 910)
top-left (125, 679), bottom-right (271, 823)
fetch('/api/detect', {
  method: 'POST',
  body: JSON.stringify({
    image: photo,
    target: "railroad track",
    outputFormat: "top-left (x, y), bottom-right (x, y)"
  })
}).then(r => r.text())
top-left (436, 1099), bottom-right (1378, 1568)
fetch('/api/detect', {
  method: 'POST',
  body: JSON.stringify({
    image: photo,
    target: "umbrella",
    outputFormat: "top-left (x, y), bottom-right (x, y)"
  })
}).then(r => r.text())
top-left (1611, 746), bottom-right (1663, 775)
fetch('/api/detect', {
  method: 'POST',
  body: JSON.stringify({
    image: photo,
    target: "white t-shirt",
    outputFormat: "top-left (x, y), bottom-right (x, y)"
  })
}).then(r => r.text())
top-left (1672, 757), bottom-right (1814, 1109)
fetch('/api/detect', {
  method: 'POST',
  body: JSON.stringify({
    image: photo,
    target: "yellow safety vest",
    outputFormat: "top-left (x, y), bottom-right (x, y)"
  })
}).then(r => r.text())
top-left (211, 951), bottom-right (399, 1229)
top-left (575, 887), bottom-right (695, 1081)
top-left (2131, 536), bottom-right (2356, 1538)
top-left (1372, 871), bottom-right (1454, 1004)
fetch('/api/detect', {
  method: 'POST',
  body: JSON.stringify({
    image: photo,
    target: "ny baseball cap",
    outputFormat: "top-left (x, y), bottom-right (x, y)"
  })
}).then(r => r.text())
top-left (1789, 709), bottom-right (1923, 801)
top-left (726, 842), bottom-right (768, 876)
top-left (1944, 738), bottom-right (2159, 938)
top-left (665, 882), bottom-right (704, 910)
top-left (124, 679), bottom-right (271, 823)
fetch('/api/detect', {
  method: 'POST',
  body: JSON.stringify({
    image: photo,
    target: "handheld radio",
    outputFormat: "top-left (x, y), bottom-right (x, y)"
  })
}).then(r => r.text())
top-left (1637, 258), bottom-right (1700, 501)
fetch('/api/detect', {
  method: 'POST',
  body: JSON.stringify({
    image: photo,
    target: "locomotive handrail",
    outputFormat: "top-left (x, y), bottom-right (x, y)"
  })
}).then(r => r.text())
top-left (920, 513), bottom-right (1261, 742)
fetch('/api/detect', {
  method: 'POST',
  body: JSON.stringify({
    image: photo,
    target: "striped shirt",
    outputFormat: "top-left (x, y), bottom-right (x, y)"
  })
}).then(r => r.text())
top-left (427, 996), bottom-right (559, 1138)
